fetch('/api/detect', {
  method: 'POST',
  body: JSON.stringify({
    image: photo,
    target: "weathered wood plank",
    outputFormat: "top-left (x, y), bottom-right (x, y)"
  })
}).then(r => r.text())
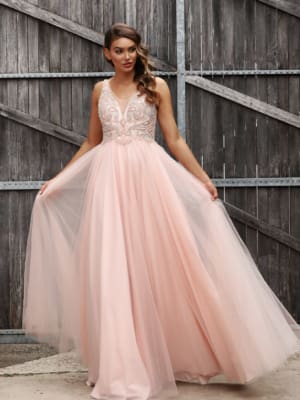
top-left (201, 0), bottom-right (213, 70)
top-left (113, 0), bottom-right (125, 24)
top-left (38, 18), bottom-right (50, 126)
top-left (71, 37), bottom-right (84, 135)
top-left (0, 6), bottom-right (8, 104)
top-left (244, 4), bottom-right (259, 259)
top-left (254, 0), bottom-right (270, 278)
top-left (8, 191), bottom-right (34, 328)
top-left (212, 0), bottom-right (222, 71)
top-left (257, 0), bottom-right (300, 19)
top-left (0, 6), bottom-right (9, 327)
top-left (125, 0), bottom-right (136, 27)
top-left (0, 115), bottom-right (9, 328)
top-left (0, 102), bottom-right (85, 145)
top-left (167, 0), bottom-right (177, 67)
top-left (60, 30), bottom-right (72, 130)
top-left (49, 24), bottom-right (61, 127)
top-left (0, 0), bottom-right (175, 72)
top-left (81, 0), bottom-right (95, 136)
top-left (221, 0), bottom-right (234, 70)
top-left (288, 14), bottom-right (300, 116)
top-left (0, 191), bottom-right (10, 328)
top-left (264, 5), bottom-right (280, 294)
top-left (0, 0), bottom-right (103, 42)
top-left (6, 9), bottom-right (18, 108)
top-left (227, 1), bottom-right (246, 240)
top-left (92, 0), bottom-right (102, 34)
top-left (17, 11), bottom-right (28, 113)
top-left (186, 76), bottom-right (300, 128)
top-left (27, 12), bottom-right (39, 118)
top-left (47, 1), bottom-right (67, 177)
top-left (224, 201), bottom-right (300, 252)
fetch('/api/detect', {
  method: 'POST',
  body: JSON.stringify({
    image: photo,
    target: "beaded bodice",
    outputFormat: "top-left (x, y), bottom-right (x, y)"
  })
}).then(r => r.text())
top-left (98, 79), bottom-right (157, 145)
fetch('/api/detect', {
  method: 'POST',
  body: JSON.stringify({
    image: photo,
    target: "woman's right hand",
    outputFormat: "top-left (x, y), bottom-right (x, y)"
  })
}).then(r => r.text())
top-left (39, 178), bottom-right (55, 195)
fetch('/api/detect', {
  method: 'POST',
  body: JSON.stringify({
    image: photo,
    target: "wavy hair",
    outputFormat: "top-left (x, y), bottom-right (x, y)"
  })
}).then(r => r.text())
top-left (104, 23), bottom-right (160, 108)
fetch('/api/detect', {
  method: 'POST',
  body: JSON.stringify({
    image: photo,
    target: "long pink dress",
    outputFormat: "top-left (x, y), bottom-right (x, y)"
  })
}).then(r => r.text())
top-left (23, 78), bottom-right (299, 400)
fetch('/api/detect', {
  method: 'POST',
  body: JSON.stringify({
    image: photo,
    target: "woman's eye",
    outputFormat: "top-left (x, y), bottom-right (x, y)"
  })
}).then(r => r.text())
top-left (115, 48), bottom-right (135, 54)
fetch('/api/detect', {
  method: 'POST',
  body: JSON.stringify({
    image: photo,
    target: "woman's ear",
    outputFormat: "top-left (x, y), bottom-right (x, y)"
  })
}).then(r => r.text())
top-left (103, 47), bottom-right (111, 62)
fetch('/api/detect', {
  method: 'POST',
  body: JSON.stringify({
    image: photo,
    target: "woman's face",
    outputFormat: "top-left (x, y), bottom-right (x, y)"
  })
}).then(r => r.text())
top-left (104, 37), bottom-right (138, 72)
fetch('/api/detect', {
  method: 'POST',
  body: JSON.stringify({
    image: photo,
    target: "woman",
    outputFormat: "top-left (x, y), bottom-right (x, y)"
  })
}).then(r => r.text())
top-left (23, 23), bottom-right (299, 400)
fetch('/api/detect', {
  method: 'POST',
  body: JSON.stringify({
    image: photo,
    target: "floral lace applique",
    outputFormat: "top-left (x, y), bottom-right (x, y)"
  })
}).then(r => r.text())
top-left (98, 79), bottom-right (157, 145)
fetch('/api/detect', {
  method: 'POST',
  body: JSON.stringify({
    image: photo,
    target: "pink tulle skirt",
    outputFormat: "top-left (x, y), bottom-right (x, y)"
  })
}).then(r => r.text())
top-left (23, 139), bottom-right (299, 400)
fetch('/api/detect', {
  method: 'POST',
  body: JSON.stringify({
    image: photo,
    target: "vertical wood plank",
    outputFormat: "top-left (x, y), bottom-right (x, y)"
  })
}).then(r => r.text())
top-left (255, 1), bottom-right (271, 283)
top-left (0, 7), bottom-right (10, 328)
top-left (0, 6), bottom-right (8, 104)
top-left (288, 5), bottom-right (300, 320)
top-left (103, 0), bottom-right (113, 33)
top-left (49, 23), bottom-right (61, 126)
top-left (28, 15), bottom-right (39, 118)
top-left (244, 1), bottom-right (258, 260)
top-left (125, 0), bottom-right (136, 27)
top-left (81, 0), bottom-right (94, 136)
top-left (201, 0), bottom-right (213, 70)
top-left (92, 0), bottom-right (104, 33)
top-left (166, 0), bottom-right (176, 68)
top-left (7, 9), bottom-right (18, 109)
top-left (0, 116), bottom-right (9, 328)
top-left (228, 0), bottom-right (246, 240)
top-left (17, 11), bottom-right (28, 113)
top-left (70, 1), bottom-right (83, 136)
top-left (221, 0), bottom-right (234, 70)
top-left (113, 0), bottom-right (125, 23)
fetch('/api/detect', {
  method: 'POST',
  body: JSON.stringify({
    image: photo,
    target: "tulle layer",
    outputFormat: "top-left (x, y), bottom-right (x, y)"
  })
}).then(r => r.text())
top-left (23, 139), bottom-right (299, 400)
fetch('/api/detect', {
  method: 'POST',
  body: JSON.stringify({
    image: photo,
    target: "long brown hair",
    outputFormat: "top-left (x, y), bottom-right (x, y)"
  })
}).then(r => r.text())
top-left (104, 23), bottom-right (160, 108)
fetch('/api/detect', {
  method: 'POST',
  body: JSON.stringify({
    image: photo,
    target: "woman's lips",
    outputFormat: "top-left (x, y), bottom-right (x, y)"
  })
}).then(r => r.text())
top-left (123, 63), bottom-right (132, 67)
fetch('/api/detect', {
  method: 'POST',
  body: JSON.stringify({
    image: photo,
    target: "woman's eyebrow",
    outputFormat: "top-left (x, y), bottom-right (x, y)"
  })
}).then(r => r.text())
top-left (113, 45), bottom-right (136, 50)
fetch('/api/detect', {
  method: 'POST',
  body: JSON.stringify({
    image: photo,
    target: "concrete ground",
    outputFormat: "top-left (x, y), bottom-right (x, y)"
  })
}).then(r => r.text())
top-left (0, 340), bottom-right (300, 400)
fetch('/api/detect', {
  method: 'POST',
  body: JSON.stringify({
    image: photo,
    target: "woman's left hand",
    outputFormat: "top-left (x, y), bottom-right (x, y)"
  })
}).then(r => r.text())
top-left (203, 180), bottom-right (218, 201)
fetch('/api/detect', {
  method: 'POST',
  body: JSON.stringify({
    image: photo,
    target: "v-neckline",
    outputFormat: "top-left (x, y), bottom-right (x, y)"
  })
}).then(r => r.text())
top-left (107, 79), bottom-right (139, 116)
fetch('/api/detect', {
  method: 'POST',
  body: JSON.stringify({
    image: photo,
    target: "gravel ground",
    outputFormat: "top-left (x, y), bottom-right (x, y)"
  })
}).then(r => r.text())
top-left (0, 343), bottom-right (57, 368)
top-left (0, 340), bottom-right (299, 399)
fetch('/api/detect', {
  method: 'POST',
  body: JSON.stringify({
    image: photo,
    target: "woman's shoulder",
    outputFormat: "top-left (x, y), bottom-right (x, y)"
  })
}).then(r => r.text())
top-left (87, 80), bottom-right (106, 107)
top-left (154, 76), bottom-right (170, 95)
top-left (94, 80), bottom-right (105, 95)
top-left (154, 76), bottom-right (168, 89)
top-left (153, 76), bottom-right (171, 105)
top-left (91, 80), bottom-right (107, 104)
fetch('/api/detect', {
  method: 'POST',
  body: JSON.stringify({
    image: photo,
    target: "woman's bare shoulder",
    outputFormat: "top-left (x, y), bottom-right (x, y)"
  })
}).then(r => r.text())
top-left (154, 76), bottom-right (171, 107)
top-left (154, 76), bottom-right (171, 98)
top-left (89, 80), bottom-right (106, 106)
top-left (93, 80), bottom-right (104, 97)
top-left (154, 76), bottom-right (169, 90)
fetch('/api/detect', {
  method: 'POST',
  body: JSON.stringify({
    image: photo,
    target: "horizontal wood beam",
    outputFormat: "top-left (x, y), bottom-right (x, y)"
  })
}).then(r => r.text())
top-left (257, 0), bottom-right (300, 19)
top-left (0, 103), bottom-right (85, 146)
top-left (224, 201), bottom-right (300, 252)
top-left (0, 181), bottom-right (298, 251)
top-left (1, 178), bottom-right (300, 191)
top-left (1, 70), bottom-right (300, 80)
top-left (186, 76), bottom-right (300, 129)
top-left (0, 0), bottom-right (175, 72)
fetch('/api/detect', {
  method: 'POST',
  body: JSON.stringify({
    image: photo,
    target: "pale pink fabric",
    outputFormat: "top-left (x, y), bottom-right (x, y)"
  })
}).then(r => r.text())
top-left (23, 78), bottom-right (299, 400)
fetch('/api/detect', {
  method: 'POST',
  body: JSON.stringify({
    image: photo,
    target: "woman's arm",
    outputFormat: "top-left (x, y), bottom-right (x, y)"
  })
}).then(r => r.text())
top-left (156, 77), bottom-right (218, 200)
top-left (39, 81), bottom-right (103, 194)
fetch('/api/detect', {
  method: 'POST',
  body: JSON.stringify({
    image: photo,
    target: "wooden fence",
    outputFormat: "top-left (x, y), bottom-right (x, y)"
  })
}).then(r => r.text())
top-left (0, 0), bottom-right (299, 336)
